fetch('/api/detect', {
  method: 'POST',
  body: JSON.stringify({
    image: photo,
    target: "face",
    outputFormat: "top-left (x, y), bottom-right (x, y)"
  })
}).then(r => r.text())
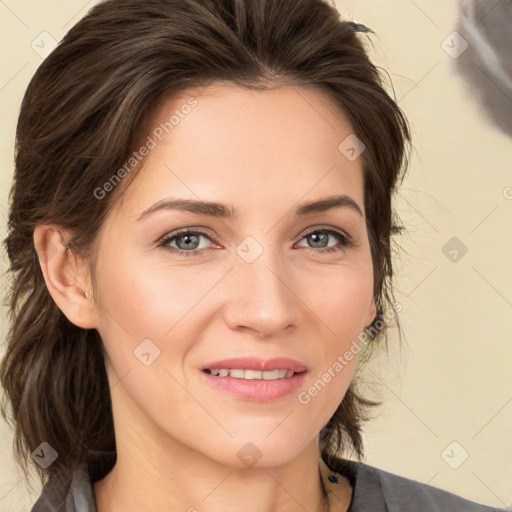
top-left (88, 83), bottom-right (376, 468)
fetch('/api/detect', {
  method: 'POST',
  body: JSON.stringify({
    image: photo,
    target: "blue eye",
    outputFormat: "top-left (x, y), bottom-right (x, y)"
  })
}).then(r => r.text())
top-left (157, 227), bottom-right (354, 257)
top-left (157, 230), bottom-right (212, 257)
top-left (298, 227), bottom-right (354, 253)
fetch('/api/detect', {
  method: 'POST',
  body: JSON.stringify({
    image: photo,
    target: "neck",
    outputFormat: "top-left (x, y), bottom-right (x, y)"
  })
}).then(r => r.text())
top-left (94, 430), bottom-right (338, 512)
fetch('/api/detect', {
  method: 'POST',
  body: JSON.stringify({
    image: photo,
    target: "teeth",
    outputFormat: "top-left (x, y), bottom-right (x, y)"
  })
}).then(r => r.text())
top-left (207, 368), bottom-right (296, 380)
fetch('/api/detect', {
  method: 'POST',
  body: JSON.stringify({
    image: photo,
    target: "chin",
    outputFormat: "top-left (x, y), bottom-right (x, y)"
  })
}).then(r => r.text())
top-left (200, 435), bottom-right (308, 470)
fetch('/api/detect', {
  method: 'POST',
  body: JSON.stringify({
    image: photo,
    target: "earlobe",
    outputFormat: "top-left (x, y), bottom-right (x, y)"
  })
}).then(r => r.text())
top-left (365, 295), bottom-right (377, 326)
top-left (33, 224), bottom-right (97, 330)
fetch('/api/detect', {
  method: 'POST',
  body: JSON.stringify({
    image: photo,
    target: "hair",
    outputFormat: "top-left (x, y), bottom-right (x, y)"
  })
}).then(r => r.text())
top-left (0, 0), bottom-right (411, 489)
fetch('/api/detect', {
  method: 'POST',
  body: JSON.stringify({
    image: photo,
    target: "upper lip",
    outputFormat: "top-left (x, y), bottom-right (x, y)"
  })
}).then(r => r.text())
top-left (202, 357), bottom-right (307, 373)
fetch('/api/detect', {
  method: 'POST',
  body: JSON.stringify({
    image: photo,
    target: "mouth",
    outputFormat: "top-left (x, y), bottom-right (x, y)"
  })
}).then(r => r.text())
top-left (199, 356), bottom-right (308, 400)
top-left (200, 367), bottom-right (308, 401)
top-left (202, 368), bottom-right (305, 380)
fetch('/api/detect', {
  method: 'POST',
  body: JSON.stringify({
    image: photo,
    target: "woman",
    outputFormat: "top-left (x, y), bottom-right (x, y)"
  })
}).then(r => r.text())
top-left (0, 0), bottom-right (505, 511)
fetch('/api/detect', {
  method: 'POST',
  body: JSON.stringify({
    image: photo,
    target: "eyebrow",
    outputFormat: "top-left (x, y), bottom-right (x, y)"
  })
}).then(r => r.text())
top-left (136, 194), bottom-right (363, 222)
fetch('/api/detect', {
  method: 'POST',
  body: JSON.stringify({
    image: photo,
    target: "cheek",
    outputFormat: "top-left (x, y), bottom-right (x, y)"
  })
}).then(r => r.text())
top-left (95, 253), bottom-right (202, 331)
top-left (93, 255), bottom-right (225, 374)
top-left (292, 261), bottom-right (373, 393)
top-left (92, 259), bottom-right (206, 424)
top-left (301, 263), bottom-right (374, 338)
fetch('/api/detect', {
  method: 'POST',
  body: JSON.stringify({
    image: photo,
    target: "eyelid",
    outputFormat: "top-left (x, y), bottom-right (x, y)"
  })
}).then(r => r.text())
top-left (297, 224), bottom-right (352, 243)
top-left (156, 226), bottom-right (221, 246)
top-left (157, 224), bottom-right (353, 247)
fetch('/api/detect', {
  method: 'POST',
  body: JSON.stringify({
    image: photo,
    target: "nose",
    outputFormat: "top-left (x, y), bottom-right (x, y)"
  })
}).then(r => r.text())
top-left (222, 240), bottom-right (300, 338)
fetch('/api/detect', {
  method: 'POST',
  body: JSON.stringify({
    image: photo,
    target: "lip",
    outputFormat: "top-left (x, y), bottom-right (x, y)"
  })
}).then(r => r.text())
top-left (200, 368), bottom-right (308, 401)
top-left (201, 357), bottom-right (307, 373)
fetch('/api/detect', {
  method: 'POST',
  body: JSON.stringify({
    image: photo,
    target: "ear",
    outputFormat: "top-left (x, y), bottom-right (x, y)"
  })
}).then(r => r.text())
top-left (365, 295), bottom-right (377, 327)
top-left (33, 224), bottom-right (97, 330)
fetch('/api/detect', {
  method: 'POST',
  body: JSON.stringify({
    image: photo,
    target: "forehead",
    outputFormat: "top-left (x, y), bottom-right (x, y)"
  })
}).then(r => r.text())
top-left (114, 82), bottom-right (364, 220)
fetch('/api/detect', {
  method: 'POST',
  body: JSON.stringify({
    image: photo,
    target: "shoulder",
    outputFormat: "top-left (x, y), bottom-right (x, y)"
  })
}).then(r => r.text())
top-left (30, 451), bottom-right (116, 512)
top-left (328, 457), bottom-right (506, 512)
top-left (30, 465), bottom-right (92, 512)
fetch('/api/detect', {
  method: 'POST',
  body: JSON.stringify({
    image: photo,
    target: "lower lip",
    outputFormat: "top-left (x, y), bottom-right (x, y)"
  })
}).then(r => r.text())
top-left (200, 370), bottom-right (308, 401)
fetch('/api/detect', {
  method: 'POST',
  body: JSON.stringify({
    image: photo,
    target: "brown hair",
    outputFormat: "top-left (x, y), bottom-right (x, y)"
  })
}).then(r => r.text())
top-left (0, 0), bottom-right (411, 489)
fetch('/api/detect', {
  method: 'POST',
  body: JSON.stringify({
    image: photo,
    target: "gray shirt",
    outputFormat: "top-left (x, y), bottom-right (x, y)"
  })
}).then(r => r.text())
top-left (30, 450), bottom-right (505, 511)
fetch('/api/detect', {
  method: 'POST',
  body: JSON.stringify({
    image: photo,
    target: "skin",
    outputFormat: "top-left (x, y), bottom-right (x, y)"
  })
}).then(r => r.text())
top-left (34, 82), bottom-right (376, 512)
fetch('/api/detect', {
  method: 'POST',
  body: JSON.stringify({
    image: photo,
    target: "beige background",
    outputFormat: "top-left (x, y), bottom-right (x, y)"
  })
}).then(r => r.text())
top-left (0, 0), bottom-right (511, 510)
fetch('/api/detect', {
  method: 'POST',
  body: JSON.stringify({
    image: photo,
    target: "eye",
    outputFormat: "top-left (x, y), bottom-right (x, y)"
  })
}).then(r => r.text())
top-left (296, 227), bottom-right (354, 254)
top-left (157, 229), bottom-right (218, 257)
top-left (157, 226), bottom-right (354, 258)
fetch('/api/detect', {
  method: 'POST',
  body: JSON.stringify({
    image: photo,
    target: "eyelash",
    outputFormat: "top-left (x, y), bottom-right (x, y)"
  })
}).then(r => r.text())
top-left (157, 226), bottom-right (354, 258)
